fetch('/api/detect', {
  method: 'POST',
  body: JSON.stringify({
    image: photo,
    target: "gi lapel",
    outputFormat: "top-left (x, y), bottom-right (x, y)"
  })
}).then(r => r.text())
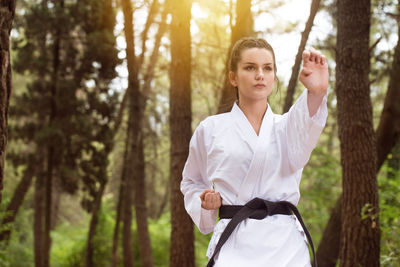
top-left (235, 104), bottom-right (273, 204)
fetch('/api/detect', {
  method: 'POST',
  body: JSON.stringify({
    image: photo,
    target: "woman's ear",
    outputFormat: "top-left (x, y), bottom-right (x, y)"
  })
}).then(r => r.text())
top-left (229, 71), bottom-right (237, 87)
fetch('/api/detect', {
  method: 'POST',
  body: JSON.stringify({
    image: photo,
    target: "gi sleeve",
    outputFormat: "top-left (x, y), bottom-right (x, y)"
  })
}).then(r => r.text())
top-left (180, 121), bottom-right (218, 234)
top-left (285, 89), bottom-right (328, 172)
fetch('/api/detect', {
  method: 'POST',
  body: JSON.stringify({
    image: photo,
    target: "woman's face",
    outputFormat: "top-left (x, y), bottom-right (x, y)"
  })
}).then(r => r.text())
top-left (229, 48), bottom-right (275, 103)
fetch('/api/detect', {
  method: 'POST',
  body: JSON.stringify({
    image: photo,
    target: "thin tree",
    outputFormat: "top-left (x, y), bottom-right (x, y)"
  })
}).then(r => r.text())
top-left (283, 0), bottom-right (321, 113)
top-left (169, 0), bottom-right (194, 266)
top-left (117, 0), bottom-right (167, 265)
top-left (0, 0), bottom-right (16, 203)
top-left (217, 0), bottom-right (254, 113)
top-left (120, 0), bottom-right (137, 265)
top-left (336, 0), bottom-right (380, 265)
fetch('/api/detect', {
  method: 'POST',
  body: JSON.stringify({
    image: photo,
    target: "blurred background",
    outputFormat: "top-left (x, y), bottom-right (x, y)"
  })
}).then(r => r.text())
top-left (0, 0), bottom-right (399, 266)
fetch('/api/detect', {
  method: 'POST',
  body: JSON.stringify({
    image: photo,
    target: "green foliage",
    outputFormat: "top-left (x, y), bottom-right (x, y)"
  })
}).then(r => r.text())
top-left (148, 213), bottom-right (170, 266)
top-left (0, 205), bottom-right (34, 267)
top-left (195, 228), bottom-right (213, 267)
top-left (51, 202), bottom-right (116, 267)
top-left (299, 145), bottom-right (342, 245)
top-left (378, 163), bottom-right (400, 266)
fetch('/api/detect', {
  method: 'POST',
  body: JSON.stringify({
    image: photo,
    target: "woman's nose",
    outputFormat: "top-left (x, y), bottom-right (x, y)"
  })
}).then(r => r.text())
top-left (255, 68), bottom-right (264, 80)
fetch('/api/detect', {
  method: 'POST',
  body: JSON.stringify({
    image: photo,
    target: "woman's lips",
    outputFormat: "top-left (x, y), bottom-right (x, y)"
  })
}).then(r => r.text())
top-left (254, 84), bottom-right (266, 88)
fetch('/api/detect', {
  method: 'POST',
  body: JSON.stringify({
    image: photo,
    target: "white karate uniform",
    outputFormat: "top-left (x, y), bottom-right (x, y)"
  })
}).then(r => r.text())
top-left (181, 89), bottom-right (328, 267)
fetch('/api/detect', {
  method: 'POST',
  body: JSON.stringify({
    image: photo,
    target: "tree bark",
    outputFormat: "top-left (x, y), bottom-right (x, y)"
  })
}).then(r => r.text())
top-left (0, 156), bottom-right (35, 243)
top-left (217, 0), bottom-right (254, 113)
top-left (0, 0), bottom-right (16, 204)
top-left (336, 0), bottom-right (380, 265)
top-left (283, 0), bottom-right (320, 113)
top-left (316, 3), bottom-right (400, 265)
top-left (169, 0), bottom-right (194, 266)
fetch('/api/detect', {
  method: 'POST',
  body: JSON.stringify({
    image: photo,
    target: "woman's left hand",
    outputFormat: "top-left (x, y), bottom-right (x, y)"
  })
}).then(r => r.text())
top-left (299, 48), bottom-right (329, 96)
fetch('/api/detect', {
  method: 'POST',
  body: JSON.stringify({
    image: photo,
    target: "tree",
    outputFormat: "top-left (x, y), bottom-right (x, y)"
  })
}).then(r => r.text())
top-left (0, 0), bottom-right (16, 204)
top-left (217, 0), bottom-right (254, 113)
top-left (283, 0), bottom-right (321, 113)
top-left (169, 0), bottom-right (194, 266)
top-left (10, 0), bottom-right (120, 265)
top-left (317, 1), bottom-right (400, 265)
top-left (119, 0), bottom-right (168, 265)
top-left (336, 0), bottom-right (380, 265)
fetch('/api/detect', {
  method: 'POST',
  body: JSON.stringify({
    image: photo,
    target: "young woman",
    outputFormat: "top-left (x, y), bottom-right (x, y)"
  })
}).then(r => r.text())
top-left (181, 37), bottom-right (328, 267)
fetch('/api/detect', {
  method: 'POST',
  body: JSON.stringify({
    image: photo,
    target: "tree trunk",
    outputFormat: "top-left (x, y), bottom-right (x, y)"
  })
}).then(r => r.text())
top-left (283, 0), bottom-right (320, 113)
top-left (43, 1), bottom-right (62, 262)
top-left (111, 178), bottom-right (125, 267)
top-left (122, 138), bottom-right (134, 267)
top-left (133, 134), bottom-right (154, 267)
top-left (131, 3), bottom-right (170, 266)
top-left (0, 156), bottom-right (35, 243)
top-left (85, 181), bottom-right (106, 267)
top-left (0, 0), bottom-right (16, 204)
top-left (336, 0), bottom-right (380, 265)
top-left (120, 0), bottom-right (138, 265)
top-left (169, 0), bottom-right (194, 266)
top-left (34, 152), bottom-right (46, 267)
top-left (111, 122), bottom-right (130, 267)
top-left (217, 0), bottom-right (254, 113)
top-left (316, 195), bottom-right (342, 267)
top-left (375, 2), bottom-right (400, 170)
top-left (316, 3), bottom-right (400, 265)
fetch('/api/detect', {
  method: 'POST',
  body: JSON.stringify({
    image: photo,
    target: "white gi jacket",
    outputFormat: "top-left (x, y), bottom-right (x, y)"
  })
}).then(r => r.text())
top-left (181, 89), bottom-right (328, 267)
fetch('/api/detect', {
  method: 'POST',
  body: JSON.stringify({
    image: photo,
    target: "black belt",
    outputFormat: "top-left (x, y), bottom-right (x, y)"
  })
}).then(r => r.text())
top-left (206, 198), bottom-right (317, 267)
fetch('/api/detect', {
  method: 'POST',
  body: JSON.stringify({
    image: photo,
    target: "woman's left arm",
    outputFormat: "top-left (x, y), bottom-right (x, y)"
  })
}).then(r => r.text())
top-left (299, 48), bottom-right (329, 117)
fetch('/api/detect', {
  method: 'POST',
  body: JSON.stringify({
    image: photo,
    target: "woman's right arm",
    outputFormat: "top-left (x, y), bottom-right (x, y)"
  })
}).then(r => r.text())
top-left (180, 122), bottom-right (218, 234)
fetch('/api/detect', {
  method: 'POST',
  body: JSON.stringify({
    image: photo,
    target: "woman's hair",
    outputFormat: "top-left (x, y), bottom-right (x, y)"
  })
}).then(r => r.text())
top-left (229, 37), bottom-right (277, 74)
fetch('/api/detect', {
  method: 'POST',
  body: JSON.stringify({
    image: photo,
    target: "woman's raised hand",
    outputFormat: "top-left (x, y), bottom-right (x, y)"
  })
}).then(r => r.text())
top-left (200, 189), bottom-right (222, 210)
top-left (299, 48), bottom-right (329, 96)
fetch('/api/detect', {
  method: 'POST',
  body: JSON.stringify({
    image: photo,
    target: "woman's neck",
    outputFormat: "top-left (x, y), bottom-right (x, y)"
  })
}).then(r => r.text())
top-left (237, 99), bottom-right (268, 135)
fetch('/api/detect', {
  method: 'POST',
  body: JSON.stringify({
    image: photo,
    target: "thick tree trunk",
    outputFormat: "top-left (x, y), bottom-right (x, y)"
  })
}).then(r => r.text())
top-left (217, 0), bottom-right (253, 113)
top-left (336, 0), bottom-right (380, 266)
top-left (85, 181), bottom-right (106, 267)
top-left (169, 0), bottom-right (194, 266)
top-left (316, 4), bottom-right (400, 265)
top-left (0, 0), bottom-right (16, 204)
top-left (283, 0), bottom-right (320, 113)
top-left (0, 157), bottom-right (35, 243)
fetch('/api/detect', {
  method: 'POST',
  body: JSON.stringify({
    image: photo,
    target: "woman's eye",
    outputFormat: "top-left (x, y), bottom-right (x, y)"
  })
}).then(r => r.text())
top-left (245, 66), bottom-right (255, 70)
top-left (264, 66), bottom-right (272, 71)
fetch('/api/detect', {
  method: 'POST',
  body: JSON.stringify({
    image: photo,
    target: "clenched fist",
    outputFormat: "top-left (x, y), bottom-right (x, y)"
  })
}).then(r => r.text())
top-left (200, 189), bottom-right (222, 210)
top-left (299, 47), bottom-right (329, 97)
